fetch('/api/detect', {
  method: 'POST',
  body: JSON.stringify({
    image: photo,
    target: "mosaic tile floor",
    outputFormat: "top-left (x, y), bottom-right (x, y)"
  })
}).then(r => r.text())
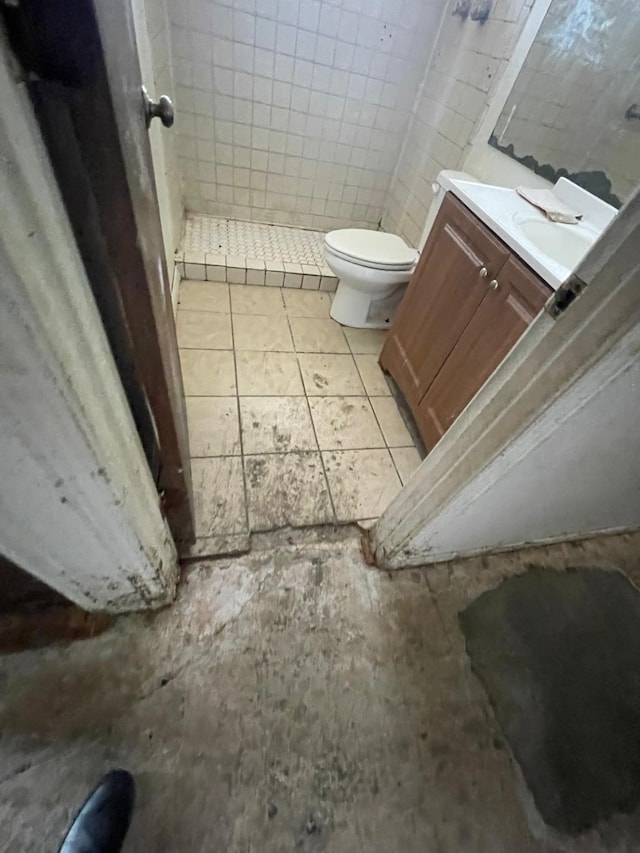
top-left (180, 216), bottom-right (337, 290)
top-left (183, 215), bottom-right (326, 265)
top-left (176, 280), bottom-right (424, 557)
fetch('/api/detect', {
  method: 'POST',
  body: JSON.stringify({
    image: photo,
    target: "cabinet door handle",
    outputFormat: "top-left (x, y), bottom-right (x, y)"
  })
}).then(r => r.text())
top-left (479, 267), bottom-right (488, 278)
top-left (490, 279), bottom-right (500, 290)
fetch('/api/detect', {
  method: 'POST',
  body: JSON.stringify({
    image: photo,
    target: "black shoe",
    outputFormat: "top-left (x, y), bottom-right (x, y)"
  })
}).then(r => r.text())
top-left (58, 769), bottom-right (135, 853)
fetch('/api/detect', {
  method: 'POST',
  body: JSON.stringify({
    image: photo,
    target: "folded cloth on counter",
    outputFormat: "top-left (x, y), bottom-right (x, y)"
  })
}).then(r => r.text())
top-left (516, 187), bottom-right (583, 224)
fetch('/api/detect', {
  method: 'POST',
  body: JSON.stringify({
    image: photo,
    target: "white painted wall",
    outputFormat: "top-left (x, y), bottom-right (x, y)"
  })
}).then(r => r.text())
top-left (402, 325), bottom-right (640, 560)
top-left (0, 38), bottom-right (178, 612)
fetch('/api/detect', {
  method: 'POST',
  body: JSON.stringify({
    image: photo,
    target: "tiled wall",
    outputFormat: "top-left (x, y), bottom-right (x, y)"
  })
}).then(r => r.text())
top-left (383, 0), bottom-right (535, 247)
top-left (132, 0), bottom-right (183, 273)
top-left (168, 0), bottom-right (446, 230)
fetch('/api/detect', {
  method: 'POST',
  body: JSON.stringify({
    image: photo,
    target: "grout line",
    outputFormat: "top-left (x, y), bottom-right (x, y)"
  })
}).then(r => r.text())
top-left (291, 320), bottom-right (338, 525)
top-left (358, 362), bottom-right (410, 487)
top-left (360, 393), bottom-right (392, 455)
top-left (229, 310), bottom-right (251, 537)
top-left (240, 447), bottom-right (348, 458)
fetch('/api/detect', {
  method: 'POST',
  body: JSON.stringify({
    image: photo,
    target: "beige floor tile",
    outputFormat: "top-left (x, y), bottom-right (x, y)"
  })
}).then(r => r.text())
top-left (230, 284), bottom-right (285, 315)
top-left (177, 311), bottom-right (233, 350)
top-left (371, 397), bottom-right (414, 447)
top-left (309, 397), bottom-right (384, 450)
top-left (191, 456), bottom-right (247, 537)
top-left (180, 349), bottom-right (236, 396)
top-left (240, 397), bottom-right (317, 453)
top-left (322, 448), bottom-right (402, 521)
top-left (233, 314), bottom-right (294, 351)
top-left (245, 452), bottom-right (333, 531)
top-left (235, 351), bottom-right (304, 395)
top-left (289, 317), bottom-right (349, 353)
top-left (344, 327), bottom-right (387, 355)
top-left (355, 354), bottom-right (391, 396)
top-left (178, 281), bottom-right (230, 313)
top-left (391, 446), bottom-right (423, 485)
top-left (186, 533), bottom-right (250, 558)
top-left (185, 397), bottom-right (240, 457)
top-left (283, 289), bottom-right (332, 317)
top-left (298, 353), bottom-right (365, 396)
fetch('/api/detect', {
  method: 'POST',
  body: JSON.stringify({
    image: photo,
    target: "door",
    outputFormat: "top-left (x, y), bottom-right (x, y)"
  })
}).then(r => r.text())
top-left (2, 0), bottom-right (194, 544)
top-left (418, 255), bottom-right (551, 447)
top-left (380, 194), bottom-right (509, 412)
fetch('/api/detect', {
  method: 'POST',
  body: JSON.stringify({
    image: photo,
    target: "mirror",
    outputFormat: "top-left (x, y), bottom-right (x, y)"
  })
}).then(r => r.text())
top-left (490, 0), bottom-right (640, 208)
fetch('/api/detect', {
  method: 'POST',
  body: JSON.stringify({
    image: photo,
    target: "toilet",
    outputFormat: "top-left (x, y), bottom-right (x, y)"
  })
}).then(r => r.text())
top-left (325, 229), bottom-right (419, 329)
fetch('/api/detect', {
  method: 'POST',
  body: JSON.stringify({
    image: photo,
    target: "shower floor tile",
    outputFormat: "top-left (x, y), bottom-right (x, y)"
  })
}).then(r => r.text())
top-left (180, 215), bottom-right (339, 292)
top-left (183, 215), bottom-right (326, 264)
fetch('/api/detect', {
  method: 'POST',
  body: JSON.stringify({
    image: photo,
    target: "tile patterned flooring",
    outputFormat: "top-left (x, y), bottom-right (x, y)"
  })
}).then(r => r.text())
top-left (177, 280), bottom-right (423, 554)
top-left (183, 215), bottom-right (326, 265)
top-left (180, 215), bottom-right (338, 291)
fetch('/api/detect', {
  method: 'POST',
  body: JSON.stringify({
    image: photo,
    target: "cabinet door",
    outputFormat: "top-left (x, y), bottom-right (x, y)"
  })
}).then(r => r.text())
top-left (380, 194), bottom-right (509, 412)
top-left (417, 255), bottom-right (551, 449)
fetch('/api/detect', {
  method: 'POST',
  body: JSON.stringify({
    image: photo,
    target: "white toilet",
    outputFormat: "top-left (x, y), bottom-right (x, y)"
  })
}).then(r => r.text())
top-left (325, 229), bottom-right (419, 329)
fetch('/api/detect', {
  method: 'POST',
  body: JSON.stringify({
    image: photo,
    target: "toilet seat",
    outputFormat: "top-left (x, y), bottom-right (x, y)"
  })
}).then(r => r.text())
top-left (325, 229), bottom-right (418, 271)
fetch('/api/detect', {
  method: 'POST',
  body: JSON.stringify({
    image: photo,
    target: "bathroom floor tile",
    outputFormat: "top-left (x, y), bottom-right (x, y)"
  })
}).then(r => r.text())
top-left (391, 446), bottom-right (423, 485)
top-left (185, 397), bottom-right (240, 457)
top-left (370, 396), bottom-right (414, 447)
top-left (244, 451), bottom-right (333, 531)
top-left (178, 281), bottom-right (230, 313)
top-left (230, 285), bottom-right (285, 316)
top-left (289, 317), bottom-right (349, 353)
top-left (354, 354), bottom-right (391, 396)
top-left (177, 310), bottom-right (233, 350)
top-left (191, 456), bottom-right (247, 537)
top-left (282, 289), bottom-right (332, 318)
top-left (239, 397), bottom-right (317, 454)
top-left (309, 397), bottom-right (385, 450)
top-left (322, 448), bottom-right (402, 522)
top-left (344, 327), bottom-right (387, 355)
top-left (298, 353), bottom-right (365, 396)
top-left (235, 351), bottom-right (304, 395)
top-left (180, 349), bottom-right (236, 396)
top-left (232, 314), bottom-right (294, 351)
top-left (186, 533), bottom-right (250, 559)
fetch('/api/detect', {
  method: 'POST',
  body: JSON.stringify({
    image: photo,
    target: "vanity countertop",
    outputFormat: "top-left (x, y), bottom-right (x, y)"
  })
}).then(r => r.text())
top-left (436, 173), bottom-right (617, 290)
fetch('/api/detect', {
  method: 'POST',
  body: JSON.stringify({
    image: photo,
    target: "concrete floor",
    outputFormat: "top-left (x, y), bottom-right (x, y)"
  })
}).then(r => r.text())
top-left (1, 527), bottom-right (640, 851)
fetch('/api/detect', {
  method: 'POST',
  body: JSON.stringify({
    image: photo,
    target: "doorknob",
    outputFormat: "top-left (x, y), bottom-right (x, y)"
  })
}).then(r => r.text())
top-left (489, 279), bottom-right (500, 290)
top-left (141, 86), bottom-right (174, 129)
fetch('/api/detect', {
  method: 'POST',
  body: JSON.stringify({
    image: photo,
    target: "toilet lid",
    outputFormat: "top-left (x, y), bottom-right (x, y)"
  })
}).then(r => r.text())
top-left (325, 229), bottom-right (418, 269)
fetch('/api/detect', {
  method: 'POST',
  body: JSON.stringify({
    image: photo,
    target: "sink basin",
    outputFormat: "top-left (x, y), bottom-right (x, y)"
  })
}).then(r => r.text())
top-left (436, 173), bottom-right (617, 290)
top-left (515, 216), bottom-right (596, 269)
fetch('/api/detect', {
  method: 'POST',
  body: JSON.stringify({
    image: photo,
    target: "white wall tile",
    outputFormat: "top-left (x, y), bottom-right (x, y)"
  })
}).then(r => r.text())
top-left (382, 0), bottom-right (534, 246)
top-left (169, 0), bottom-right (448, 229)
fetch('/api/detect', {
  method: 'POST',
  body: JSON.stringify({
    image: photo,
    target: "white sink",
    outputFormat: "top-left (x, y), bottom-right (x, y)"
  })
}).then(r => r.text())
top-left (435, 173), bottom-right (617, 290)
top-left (514, 215), bottom-right (598, 271)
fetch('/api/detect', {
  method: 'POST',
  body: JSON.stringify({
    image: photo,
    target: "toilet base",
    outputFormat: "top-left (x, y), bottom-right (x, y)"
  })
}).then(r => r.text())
top-left (330, 280), bottom-right (406, 329)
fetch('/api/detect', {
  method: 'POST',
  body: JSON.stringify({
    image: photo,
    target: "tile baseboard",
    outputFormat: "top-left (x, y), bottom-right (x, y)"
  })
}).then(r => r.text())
top-left (181, 252), bottom-right (338, 292)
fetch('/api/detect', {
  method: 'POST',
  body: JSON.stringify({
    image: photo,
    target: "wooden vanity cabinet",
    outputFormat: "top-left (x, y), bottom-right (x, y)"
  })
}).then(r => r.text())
top-left (380, 193), bottom-right (551, 450)
top-left (381, 195), bottom-right (509, 410)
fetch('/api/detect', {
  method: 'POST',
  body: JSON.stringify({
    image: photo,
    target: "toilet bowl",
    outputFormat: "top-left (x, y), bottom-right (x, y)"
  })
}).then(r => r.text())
top-left (324, 229), bottom-right (419, 329)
